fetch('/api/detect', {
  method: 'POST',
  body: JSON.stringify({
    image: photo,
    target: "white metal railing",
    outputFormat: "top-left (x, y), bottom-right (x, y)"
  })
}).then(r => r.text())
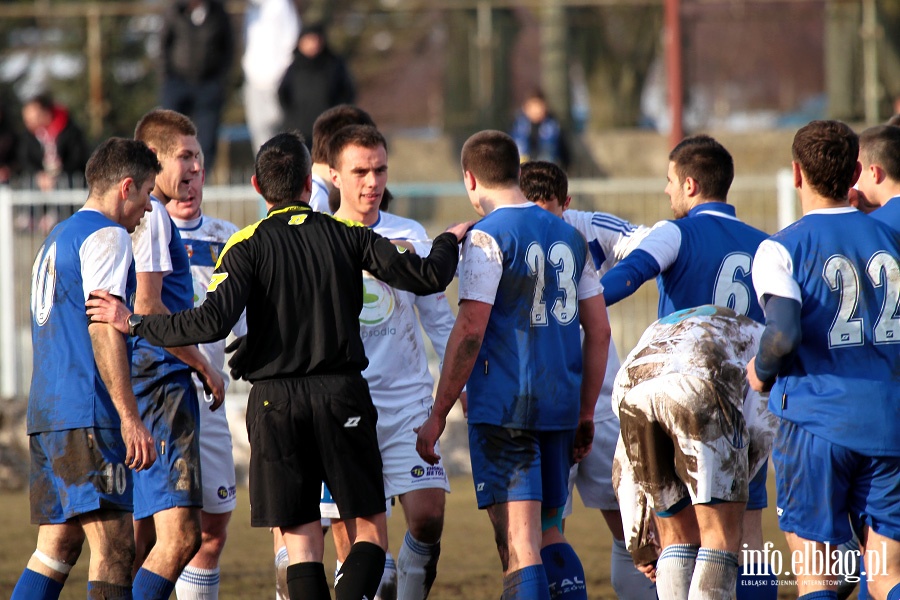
top-left (0, 172), bottom-right (796, 399)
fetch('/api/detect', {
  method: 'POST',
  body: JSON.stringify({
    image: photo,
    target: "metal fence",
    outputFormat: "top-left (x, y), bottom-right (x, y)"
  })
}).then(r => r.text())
top-left (0, 172), bottom-right (796, 399)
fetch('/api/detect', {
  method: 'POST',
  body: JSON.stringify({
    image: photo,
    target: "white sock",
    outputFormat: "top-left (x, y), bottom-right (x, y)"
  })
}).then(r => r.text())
top-left (175, 566), bottom-right (220, 600)
top-left (274, 546), bottom-right (289, 600)
top-left (397, 531), bottom-right (441, 600)
top-left (689, 548), bottom-right (739, 600)
top-left (334, 559), bottom-right (343, 584)
top-left (656, 543), bottom-right (699, 600)
top-left (375, 552), bottom-right (398, 600)
top-left (610, 538), bottom-right (658, 600)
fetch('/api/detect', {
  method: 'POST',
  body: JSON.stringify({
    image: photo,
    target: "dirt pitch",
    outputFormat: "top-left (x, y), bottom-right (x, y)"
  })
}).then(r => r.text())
top-left (0, 475), bottom-right (803, 598)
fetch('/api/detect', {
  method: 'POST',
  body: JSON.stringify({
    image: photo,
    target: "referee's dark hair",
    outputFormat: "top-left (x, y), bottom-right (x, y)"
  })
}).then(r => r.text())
top-left (312, 104), bottom-right (375, 166)
top-left (669, 135), bottom-right (734, 201)
top-left (461, 130), bottom-right (520, 189)
top-left (255, 132), bottom-right (312, 207)
top-left (520, 160), bottom-right (568, 207)
top-left (86, 137), bottom-right (161, 197)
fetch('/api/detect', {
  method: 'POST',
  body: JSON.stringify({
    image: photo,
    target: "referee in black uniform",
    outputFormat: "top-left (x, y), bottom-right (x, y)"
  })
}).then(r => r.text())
top-left (87, 132), bottom-right (470, 600)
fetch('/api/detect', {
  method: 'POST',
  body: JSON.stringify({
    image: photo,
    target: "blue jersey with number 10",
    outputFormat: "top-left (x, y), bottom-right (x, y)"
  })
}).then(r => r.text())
top-left (757, 210), bottom-right (900, 455)
top-left (462, 204), bottom-right (593, 431)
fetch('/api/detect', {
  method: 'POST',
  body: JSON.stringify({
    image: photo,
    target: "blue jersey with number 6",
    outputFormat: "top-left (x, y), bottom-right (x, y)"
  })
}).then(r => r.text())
top-left (458, 203), bottom-right (602, 431)
top-left (753, 208), bottom-right (900, 455)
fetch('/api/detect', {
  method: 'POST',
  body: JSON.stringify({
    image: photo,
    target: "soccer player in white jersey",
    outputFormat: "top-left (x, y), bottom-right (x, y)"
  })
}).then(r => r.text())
top-left (857, 124), bottom-right (900, 230)
top-left (323, 124), bottom-right (456, 600)
top-left (616, 304), bottom-right (776, 600)
top-left (166, 155), bottom-right (247, 599)
top-left (519, 160), bottom-right (656, 600)
top-left (11, 138), bottom-right (159, 600)
top-left (748, 120), bottom-right (900, 600)
top-left (417, 131), bottom-right (611, 600)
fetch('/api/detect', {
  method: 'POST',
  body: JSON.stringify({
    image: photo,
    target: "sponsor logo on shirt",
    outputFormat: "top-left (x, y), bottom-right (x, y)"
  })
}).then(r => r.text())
top-left (359, 273), bottom-right (396, 326)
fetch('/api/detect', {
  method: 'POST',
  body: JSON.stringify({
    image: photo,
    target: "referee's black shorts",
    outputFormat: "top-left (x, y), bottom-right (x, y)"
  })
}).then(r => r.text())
top-left (246, 373), bottom-right (385, 528)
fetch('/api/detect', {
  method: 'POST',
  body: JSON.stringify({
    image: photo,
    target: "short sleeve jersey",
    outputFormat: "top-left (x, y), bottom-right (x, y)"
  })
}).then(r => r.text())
top-left (563, 209), bottom-right (647, 276)
top-left (309, 173), bottom-right (331, 214)
top-left (28, 209), bottom-right (136, 433)
top-left (130, 196), bottom-right (195, 389)
top-left (752, 207), bottom-right (900, 455)
top-left (172, 213), bottom-right (247, 384)
top-left (459, 203), bottom-right (602, 430)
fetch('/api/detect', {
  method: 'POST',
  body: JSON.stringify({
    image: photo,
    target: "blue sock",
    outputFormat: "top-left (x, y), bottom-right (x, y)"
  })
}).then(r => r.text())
top-left (10, 568), bottom-right (64, 600)
top-left (540, 543), bottom-right (587, 599)
top-left (133, 568), bottom-right (175, 600)
top-left (798, 592), bottom-right (838, 600)
top-left (502, 565), bottom-right (551, 600)
top-left (887, 581), bottom-right (900, 600)
top-left (736, 564), bottom-right (777, 600)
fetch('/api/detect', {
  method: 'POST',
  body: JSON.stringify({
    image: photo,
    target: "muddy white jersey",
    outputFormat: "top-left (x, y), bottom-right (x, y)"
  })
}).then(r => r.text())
top-left (360, 211), bottom-right (455, 409)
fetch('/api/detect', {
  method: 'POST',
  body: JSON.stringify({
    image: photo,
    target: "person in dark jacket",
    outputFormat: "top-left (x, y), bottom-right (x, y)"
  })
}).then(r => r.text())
top-left (87, 131), bottom-right (471, 600)
top-left (0, 99), bottom-right (19, 185)
top-left (278, 24), bottom-right (355, 150)
top-left (160, 0), bottom-right (234, 172)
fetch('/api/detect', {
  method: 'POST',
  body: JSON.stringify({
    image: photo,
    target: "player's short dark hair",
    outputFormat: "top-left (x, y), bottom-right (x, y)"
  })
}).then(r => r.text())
top-left (329, 125), bottom-right (387, 170)
top-left (860, 125), bottom-right (900, 182)
top-left (792, 120), bottom-right (859, 201)
top-left (134, 109), bottom-right (197, 157)
top-left (86, 137), bottom-right (161, 197)
top-left (668, 135), bottom-right (734, 200)
top-left (520, 160), bottom-right (567, 206)
top-left (461, 130), bottom-right (520, 189)
top-left (255, 132), bottom-right (311, 206)
top-left (311, 104), bottom-right (375, 165)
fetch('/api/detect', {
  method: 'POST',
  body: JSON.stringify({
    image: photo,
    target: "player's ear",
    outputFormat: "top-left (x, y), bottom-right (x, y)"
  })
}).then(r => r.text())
top-left (251, 174), bottom-right (262, 195)
top-left (463, 170), bottom-right (477, 191)
top-left (683, 176), bottom-right (699, 197)
top-left (330, 167), bottom-right (340, 188)
top-left (120, 176), bottom-right (134, 201)
top-left (792, 161), bottom-right (802, 190)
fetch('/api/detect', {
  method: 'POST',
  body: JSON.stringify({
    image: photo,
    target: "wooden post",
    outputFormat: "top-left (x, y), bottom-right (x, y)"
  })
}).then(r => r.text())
top-left (86, 3), bottom-right (104, 139)
top-left (665, 0), bottom-right (683, 148)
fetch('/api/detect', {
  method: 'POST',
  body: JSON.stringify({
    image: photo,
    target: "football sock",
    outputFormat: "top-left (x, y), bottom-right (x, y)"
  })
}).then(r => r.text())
top-left (133, 568), bottom-right (175, 600)
top-left (689, 548), bottom-right (739, 600)
top-left (610, 538), bottom-right (657, 600)
top-left (656, 544), bottom-right (698, 600)
top-left (334, 541), bottom-right (386, 600)
top-left (175, 566), bottom-right (220, 600)
top-left (10, 568), bottom-right (64, 600)
top-left (887, 582), bottom-right (900, 600)
top-left (540, 543), bottom-right (587, 599)
top-left (397, 532), bottom-right (440, 600)
top-left (375, 552), bottom-right (398, 600)
top-left (88, 581), bottom-right (132, 599)
top-left (275, 546), bottom-right (289, 600)
top-left (286, 562), bottom-right (330, 600)
top-left (501, 565), bottom-right (551, 600)
top-left (736, 565), bottom-right (777, 600)
top-left (797, 592), bottom-right (838, 600)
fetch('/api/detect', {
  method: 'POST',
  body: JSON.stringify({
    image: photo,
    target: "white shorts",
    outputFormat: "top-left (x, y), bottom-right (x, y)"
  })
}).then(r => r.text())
top-left (320, 396), bottom-right (448, 519)
top-left (196, 384), bottom-right (237, 514)
top-left (563, 414), bottom-right (620, 518)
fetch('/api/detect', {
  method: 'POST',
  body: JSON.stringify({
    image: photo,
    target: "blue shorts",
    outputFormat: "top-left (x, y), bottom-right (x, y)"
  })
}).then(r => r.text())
top-left (133, 371), bottom-right (202, 520)
top-left (30, 427), bottom-right (132, 524)
top-left (747, 459), bottom-right (768, 510)
top-left (468, 423), bottom-right (574, 510)
top-left (774, 420), bottom-right (900, 544)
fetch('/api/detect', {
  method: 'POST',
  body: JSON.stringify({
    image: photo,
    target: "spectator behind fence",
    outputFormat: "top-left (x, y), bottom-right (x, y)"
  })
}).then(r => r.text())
top-left (160, 0), bottom-right (234, 174)
top-left (510, 90), bottom-right (570, 171)
top-left (278, 23), bottom-right (356, 150)
top-left (241, 0), bottom-right (301, 152)
top-left (19, 93), bottom-right (90, 233)
top-left (0, 98), bottom-right (19, 185)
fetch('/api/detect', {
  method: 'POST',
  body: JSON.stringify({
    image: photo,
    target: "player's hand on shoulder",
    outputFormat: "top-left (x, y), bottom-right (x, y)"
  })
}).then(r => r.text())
top-left (86, 289), bottom-right (131, 335)
top-left (414, 414), bottom-right (445, 466)
top-left (572, 418), bottom-right (594, 463)
top-left (444, 220), bottom-right (477, 243)
top-left (120, 413), bottom-right (156, 472)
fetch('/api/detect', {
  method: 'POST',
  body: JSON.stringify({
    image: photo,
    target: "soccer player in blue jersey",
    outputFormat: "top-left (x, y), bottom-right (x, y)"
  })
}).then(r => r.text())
top-left (416, 131), bottom-right (611, 600)
top-left (131, 109), bottom-right (225, 599)
top-left (600, 135), bottom-right (776, 599)
top-left (11, 138), bottom-right (159, 600)
top-left (857, 124), bottom-right (900, 229)
top-left (748, 120), bottom-right (900, 600)
top-left (520, 160), bottom-right (656, 600)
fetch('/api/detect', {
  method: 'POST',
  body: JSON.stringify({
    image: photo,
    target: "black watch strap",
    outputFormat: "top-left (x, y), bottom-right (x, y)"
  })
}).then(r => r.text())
top-left (127, 314), bottom-right (143, 337)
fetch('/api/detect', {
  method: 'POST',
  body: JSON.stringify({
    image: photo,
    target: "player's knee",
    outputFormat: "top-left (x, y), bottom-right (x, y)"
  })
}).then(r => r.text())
top-left (408, 510), bottom-right (444, 543)
top-left (198, 528), bottom-right (228, 562)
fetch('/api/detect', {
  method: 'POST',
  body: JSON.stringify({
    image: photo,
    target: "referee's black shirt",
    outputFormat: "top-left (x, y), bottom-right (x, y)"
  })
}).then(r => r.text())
top-left (136, 203), bottom-right (460, 381)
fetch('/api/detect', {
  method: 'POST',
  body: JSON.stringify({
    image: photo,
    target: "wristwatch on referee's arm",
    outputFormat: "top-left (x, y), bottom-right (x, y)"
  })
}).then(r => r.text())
top-left (127, 314), bottom-right (144, 337)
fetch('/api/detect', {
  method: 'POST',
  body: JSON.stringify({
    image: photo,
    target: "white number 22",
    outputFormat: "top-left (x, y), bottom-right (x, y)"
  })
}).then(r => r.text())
top-left (526, 241), bottom-right (578, 326)
top-left (823, 252), bottom-right (900, 348)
